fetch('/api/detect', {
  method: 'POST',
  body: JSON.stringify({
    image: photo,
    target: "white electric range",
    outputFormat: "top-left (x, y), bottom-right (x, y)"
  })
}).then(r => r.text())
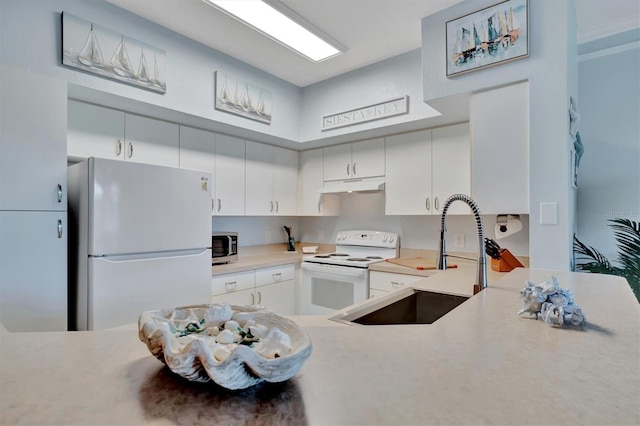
top-left (301, 230), bottom-right (399, 315)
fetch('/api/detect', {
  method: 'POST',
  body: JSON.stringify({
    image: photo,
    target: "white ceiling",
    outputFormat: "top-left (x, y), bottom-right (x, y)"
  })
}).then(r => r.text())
top-left (107, 0), bottom-right (640, 87)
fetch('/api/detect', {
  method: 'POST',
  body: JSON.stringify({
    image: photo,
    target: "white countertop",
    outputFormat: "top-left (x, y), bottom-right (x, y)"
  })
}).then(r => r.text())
top-left (1, 267), bottom-right (638, 425)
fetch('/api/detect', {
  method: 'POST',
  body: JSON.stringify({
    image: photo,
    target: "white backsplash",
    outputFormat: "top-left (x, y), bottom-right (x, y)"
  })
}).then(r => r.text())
top-left (212, 192), bottom-right (529, 256)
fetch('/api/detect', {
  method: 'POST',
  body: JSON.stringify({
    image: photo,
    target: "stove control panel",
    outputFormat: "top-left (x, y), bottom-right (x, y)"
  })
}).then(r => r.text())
top-left (335, 230), bottom-right (399, 248)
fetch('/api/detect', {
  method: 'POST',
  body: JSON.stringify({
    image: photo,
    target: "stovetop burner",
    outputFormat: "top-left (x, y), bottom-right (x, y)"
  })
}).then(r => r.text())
top-left (303, 230), bottom-right (399, 268)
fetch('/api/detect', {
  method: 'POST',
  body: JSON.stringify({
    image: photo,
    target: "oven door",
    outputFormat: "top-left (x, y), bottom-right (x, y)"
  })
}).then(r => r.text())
top-left (301, 262), bottom-right (369, 315)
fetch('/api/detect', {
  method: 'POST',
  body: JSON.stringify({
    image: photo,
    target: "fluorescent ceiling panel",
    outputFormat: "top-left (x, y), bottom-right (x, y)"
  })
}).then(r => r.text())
top-left (203, 0), bottom-right (343, 62)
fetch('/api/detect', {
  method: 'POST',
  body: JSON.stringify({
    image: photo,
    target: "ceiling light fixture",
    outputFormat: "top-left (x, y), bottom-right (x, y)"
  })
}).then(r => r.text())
top-left (202, 0), bottom-right (345, 62)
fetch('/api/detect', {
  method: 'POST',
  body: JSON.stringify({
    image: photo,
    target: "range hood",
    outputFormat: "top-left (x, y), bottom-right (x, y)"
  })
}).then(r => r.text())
top-left (318, 177), bottom-right (385, 194)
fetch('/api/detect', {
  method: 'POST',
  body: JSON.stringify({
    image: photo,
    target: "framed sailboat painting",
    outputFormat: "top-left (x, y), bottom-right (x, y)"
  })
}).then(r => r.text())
top-left (62, 12), bottom-right (166, 94)
top-left (214, 71), bottom-right (272, 124)
top-left (445, 0), bottom-right (528, 77)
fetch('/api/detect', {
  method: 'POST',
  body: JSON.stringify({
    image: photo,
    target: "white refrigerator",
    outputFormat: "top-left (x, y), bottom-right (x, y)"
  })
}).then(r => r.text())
top-left (68, 158), bottom-right (212, 330)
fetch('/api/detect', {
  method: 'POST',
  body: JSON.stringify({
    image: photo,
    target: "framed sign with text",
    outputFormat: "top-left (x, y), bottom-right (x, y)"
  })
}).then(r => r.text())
top-left (321, 96), bottom-right (409, 131)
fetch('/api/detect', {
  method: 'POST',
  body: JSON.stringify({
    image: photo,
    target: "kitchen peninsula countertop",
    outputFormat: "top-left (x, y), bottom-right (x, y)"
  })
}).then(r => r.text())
top-left (1, 267), bottom-right (638, 425)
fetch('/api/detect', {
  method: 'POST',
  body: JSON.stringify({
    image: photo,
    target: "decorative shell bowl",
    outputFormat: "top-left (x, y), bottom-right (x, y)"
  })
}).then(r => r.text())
top-left (138, 304), bottom-right (312, 390)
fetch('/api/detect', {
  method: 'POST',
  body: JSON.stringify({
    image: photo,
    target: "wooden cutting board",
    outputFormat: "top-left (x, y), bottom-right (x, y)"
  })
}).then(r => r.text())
top-left (385, 257), bottom-right (457, 270)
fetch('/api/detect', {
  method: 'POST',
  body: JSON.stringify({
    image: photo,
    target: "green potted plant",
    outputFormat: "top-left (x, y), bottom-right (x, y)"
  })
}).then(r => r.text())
top-left (573, 218), bottom-right (640, 302)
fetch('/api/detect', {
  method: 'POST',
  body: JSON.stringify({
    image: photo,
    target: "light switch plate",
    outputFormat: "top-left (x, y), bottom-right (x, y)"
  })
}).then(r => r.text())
top-left (540, 202), bottom-right (558, 225)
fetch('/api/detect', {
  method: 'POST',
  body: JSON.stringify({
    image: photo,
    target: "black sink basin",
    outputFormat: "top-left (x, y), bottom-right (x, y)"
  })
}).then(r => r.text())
top-left (338, 289), bottom-right (469, 325)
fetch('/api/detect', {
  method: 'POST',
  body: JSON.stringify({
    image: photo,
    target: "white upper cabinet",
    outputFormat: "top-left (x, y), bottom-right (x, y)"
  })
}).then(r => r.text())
top-left (323, 138), bottom-right (385, 181)
top-left (68, 100), bottom-right (125, 161)
top-left (432, 123), bottom-right (471, 215)
top-left (1, 65), bottom-right (67, 212)
top-left (273, 146), bottom-right (298, 215)
top-left (68, 101), bottom-right (179, 168)
top-left (385, 129), bottom-right (432, 215)
top-left (245, 141), bottom-right (274, 215)
top-left (245, 141), bottom-right (298, 216)
top-left (214, 134), bottom-right (246, 216)
top-left (385, 124), bottom-right (470, 215)
top-left (179, 126), bottom-right (216, 215)
top-left (298, 149), bottom-right (340, 216)
top-left (351, 138), bottom-right (385, 178)
top-left (471, 81), bottom-right (529, 214)
top-left (124, 114), bottom-right (179, 168)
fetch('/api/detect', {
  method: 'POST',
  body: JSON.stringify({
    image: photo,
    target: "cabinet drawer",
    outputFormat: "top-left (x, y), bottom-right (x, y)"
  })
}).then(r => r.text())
top-left (212, 270), bottom-right (255, 295)
top-left (369, 271), bottom-right (424, 292)
top-left (255, 264), bottom-right (295, 287)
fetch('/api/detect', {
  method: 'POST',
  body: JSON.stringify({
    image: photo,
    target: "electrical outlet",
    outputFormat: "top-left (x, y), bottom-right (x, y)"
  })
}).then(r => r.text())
top-left (265, 230), bottom-right (272, 242)
top-left (454, 233), bottom-right (465, 249)
top-left (317, 229), bottom-right (324, 241)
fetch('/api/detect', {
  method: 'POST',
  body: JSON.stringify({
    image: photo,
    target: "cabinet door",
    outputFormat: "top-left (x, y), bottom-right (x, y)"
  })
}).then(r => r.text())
top-left (212, 288), bottom-right (256, 307)
top-left (369, 271), bottom-right (424, 292)
top-left (212, 270), bottom-right (256, 295)
top-left (0, 211), bottom-right (67, 331)
top-left (273, 147), bottom-right (298, 215)
top-left (124, 114), bottom-right (179, 167)
top-left (471, 81), bottom-right (529, 214)
top-left (298, 149), bottom-right (339, 216)
top-left (385, 129), bottom-right (432, 215)
top-left (245, 141), bottom-right (274, 215)
top-left (0, 66), bottom-right (67, 211)
top-left (179, 126), bottom-right (216, 214)
top-left (432, 123), bottom-right (471, 215)
top-left (351, 138), bottom-right (385, 178)
top-left (68, 100), bottom-right (125, 161)
top-left (257, 280), bottom-right (296, 315)
top-left (323, 144), bottom-right (352, 181)
top-left (215, 134), bottom-right (245, 215)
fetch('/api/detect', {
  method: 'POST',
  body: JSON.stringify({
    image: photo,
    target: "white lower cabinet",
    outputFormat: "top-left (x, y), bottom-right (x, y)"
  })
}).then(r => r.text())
top-left (369, 271), bottom-right (425, 298)
top-left (211, 264), bottom-right (296, 315)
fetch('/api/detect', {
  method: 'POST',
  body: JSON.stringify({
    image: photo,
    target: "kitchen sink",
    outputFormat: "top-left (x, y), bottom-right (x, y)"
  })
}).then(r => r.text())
top-left (330, 288), bottom-right (469, 325)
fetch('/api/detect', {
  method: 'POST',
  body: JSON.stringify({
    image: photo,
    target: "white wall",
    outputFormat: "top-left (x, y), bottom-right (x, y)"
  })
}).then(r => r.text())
top-left (576, 31), bottom-right (640, 264)
top-left (299, 192), bottom-right (529, 256)
top-left (421, 0), bottom-right (578, 269)
top-left (0, 0), bottom-right (302, 144)
top-left (298, 50), bottom-right (457, 146)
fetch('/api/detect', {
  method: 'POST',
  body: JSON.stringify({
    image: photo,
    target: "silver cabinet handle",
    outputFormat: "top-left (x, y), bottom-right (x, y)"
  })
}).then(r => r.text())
top-left (224, 281), bottom-right (237, 290)
top-left (116, 140), bottom-right (122, 157)
top-left (275, 201), bottom-right (279, 213)
top-left (270, 201), bottom-right (274, 212)
top-left (434, 197), bottom-right (439, 211)
top-left (217, 198), bottom-right (221, 212)
top-left (426, 197), bottom-right (431, 212)
top-left (352, 162), bottom-right (356, 176)
top-left (128, 142), bottom-right (134, 159)
top-left (272, 272), bottom-right (282, 280)
top-left (211, 199), bottom-right (214, 212)
top-left (57, 184), bottom-right (63, 203)
top-left (391, 281), bottom-right (404, 288)
top-left (57, 220), bottom-right (63, 238)
top-left (257, 291), bottom-right (262, 304)
top-left (318, 199), bottom-right (322, 213)
top-left (251, 293), bottom-right (255, 305)
top-left (346, 163), bottom-right (350, 176)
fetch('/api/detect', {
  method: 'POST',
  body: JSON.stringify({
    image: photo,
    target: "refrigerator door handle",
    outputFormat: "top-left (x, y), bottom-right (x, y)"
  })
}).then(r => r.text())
top-left (92, 248), bottom-right (210, 262)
